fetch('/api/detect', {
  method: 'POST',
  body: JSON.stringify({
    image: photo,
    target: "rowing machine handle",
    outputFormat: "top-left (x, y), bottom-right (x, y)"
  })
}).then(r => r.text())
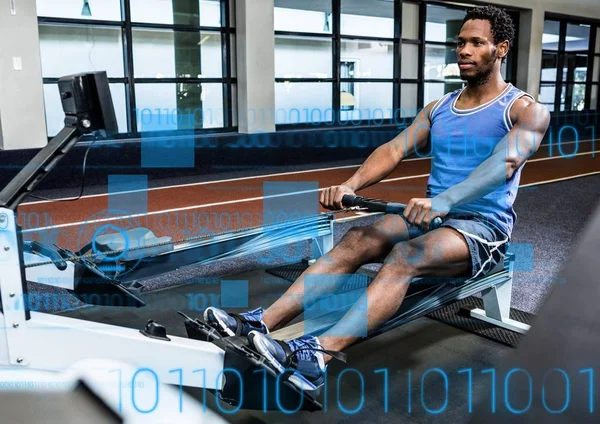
top-left (342, 195), bottom-right (443, 230)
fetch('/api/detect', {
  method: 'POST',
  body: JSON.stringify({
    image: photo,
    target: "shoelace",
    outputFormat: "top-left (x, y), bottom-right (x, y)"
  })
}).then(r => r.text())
top-left (241, 307), bottom-right (265, 322)
top-left (288, 337), bottom-right (347, 364)
top-left (288, 337), bottom-right (320, 362)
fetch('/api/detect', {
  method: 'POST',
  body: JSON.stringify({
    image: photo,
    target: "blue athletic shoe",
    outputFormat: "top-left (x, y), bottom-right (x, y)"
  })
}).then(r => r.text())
top-left (203, 307), bottom-right (269, 338)
top-left (248, 331), bottom-right (346, 392)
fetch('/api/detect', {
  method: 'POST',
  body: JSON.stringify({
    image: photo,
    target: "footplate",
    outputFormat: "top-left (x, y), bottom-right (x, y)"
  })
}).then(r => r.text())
top-left (179, 312), bottom-right (224, 342)
top-left (214, 336), bottom-right (323, 412)
top-left (179, 312), bottom-right (323, 412)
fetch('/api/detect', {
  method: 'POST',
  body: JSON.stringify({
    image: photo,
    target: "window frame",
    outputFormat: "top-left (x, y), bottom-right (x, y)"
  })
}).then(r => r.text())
top-left (274, 0), bottom-right (410, 129)
top-left (38, 0), bottom-right (237, 139)
top-left (541, 13), bottom-right (600, 112)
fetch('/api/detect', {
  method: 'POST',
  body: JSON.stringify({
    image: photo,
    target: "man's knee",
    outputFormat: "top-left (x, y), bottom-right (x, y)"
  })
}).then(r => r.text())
top-left (383, 240), bottom-right (425, 272)
top-left (339, 225), bottom-right (389, 252)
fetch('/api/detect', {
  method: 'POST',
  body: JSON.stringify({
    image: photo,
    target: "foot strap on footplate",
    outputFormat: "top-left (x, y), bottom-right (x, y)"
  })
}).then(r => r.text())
top-left (179, 312), bottom-right (323, 412)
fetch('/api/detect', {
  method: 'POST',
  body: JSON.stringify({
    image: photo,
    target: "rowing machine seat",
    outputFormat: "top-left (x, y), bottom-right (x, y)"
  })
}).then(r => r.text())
top-left (80, 228), bottom-right (174, 262)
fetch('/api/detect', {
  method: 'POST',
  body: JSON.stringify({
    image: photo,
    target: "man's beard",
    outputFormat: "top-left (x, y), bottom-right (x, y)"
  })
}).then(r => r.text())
top-left (462, 50), bottom-right (498, 85)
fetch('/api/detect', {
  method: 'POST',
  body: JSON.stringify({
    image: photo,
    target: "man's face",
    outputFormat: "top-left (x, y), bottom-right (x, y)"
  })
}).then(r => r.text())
top-left (456, 19), bottom-right (504, 84)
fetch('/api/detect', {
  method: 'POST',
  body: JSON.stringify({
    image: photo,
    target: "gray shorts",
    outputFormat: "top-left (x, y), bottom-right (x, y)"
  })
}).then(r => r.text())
top-left (403, 213), bottom-right (510, 279)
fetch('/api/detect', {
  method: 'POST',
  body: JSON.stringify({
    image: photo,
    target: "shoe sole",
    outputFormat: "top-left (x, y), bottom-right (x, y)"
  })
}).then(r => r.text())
top-left (248, 331), bottom-right (319, 392)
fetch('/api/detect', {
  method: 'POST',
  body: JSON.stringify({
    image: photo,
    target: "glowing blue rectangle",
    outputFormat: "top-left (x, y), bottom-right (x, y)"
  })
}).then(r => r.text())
top-left (261, 181), bottom-right (320, 265)
top-left (263, 181), bottom-right (319, 227)
top-left (221, 280), bottom-right (249, 308)
top-left (108, 175), bottom-right (148, 216)
top-left (303, 274), bottom-right (368, 337)
top-left (141, 112), bottom-right (195, 168)
top-left (508, 243), bottom-right (534, 272)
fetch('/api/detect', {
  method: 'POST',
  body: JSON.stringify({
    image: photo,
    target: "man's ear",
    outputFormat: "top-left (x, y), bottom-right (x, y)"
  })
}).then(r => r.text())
top-left (497, 40), bottom-right (509, 59)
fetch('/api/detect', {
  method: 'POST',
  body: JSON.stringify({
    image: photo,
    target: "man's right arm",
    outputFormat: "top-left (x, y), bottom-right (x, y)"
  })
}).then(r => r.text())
top-left (320, 101), bottom-right (438, 210)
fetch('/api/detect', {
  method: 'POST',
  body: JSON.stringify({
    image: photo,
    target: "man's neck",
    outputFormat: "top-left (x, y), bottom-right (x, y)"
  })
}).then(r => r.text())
top-left (463, 72), bottom-right (508, 102)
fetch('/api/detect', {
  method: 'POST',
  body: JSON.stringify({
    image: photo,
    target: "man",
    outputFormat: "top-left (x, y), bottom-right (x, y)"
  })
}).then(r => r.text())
top-left (203, 6), bottom-right (550, 392)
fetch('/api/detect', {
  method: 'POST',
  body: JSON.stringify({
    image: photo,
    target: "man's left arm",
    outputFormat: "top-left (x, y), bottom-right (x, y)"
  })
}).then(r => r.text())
top-left (405, 98), bottom-right (550, 229)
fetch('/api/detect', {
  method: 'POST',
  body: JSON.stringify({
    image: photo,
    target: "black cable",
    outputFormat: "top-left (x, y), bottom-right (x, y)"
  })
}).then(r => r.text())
top-left (26, 137), bottom-right (98, 203)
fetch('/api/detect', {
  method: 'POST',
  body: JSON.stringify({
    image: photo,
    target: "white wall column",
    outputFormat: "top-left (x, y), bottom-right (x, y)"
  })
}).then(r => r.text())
top-left (236, 0), bottom-right (276, 134)
top-left (515, 8), bottom-right (546, 99)
top-left (0, 1), bottom-right (47, 150)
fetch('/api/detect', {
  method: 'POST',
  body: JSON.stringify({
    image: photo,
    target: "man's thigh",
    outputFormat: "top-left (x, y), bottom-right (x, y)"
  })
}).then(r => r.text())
top-left (366, 213), bottom-right (412, 262)
top-left (439, 216), bottom-right (510, 279)
top-left (368, 213), bottom-right (441, 264)
top-left (386, 227), bottom-right (472, 278)
top-left (382, 216), bottom-right (509, 279)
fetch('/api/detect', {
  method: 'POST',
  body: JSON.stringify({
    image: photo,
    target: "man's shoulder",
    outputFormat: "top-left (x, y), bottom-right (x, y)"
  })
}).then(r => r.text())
top-left (508, 96), bottom-right (548, 127)
top-left (425, 90), bottom-right (461, 121)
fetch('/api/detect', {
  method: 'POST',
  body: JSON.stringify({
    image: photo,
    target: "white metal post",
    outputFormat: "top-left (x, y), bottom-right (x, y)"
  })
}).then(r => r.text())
top-left (469, 255), bottom-right (531, 334)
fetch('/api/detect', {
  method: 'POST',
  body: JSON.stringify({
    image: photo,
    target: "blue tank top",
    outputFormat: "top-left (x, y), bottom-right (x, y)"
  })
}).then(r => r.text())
top-left (427, 83), bottom-right (533, 236)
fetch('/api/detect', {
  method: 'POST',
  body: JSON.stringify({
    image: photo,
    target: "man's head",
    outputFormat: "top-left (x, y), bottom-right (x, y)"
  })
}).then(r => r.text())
top-left (457, 6), bottom-right (515, 84)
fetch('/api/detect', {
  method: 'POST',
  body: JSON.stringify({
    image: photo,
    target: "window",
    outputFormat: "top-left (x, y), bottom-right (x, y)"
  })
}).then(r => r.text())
top-left (131, 29), bottom-right (223, 79)
top-left (540, 17), bottom-right (598, 112)
top-left (275, 35), bottom-right (333, 79)
top-left (274, 0), bottom-right (425, 128)
top-left (539, 84), bottom-right (557, 112)
top-left (593, 26), bottom-right (600, 110)
top-left (130, 0), bottom-right (224, 26)
top-left (274, 0), bottom-right (333, 125)
top-left (400, 1), bottom-right (420, 116)
top-left (274, 0), bottom-right (332, 34)
top-left (542, 20), bottom-right (560, 51)
top-left (340, 61), bottom-right (357, 111)
top-left (36, 0), bottom-right (121, 21)
top-left (566, 23), bottom-right (590, 51)
top-left (339, 0), bottom-right (396, 123)
top-left (38, 25), bottom-right (125, 78)
top-left (424, 5), bottom-right (467, 105)
top-left (426, 4), bottom-right (466, 43)
top-left (341, 0), bottom-right (394, 38)
top-left (402, 2), bottom-right (419, 40)
top-left (37, 0), bottom-right (236, 137)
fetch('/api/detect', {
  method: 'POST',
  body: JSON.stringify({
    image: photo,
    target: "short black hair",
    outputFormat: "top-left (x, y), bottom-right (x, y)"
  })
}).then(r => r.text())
top-left (462, 5), bottom-right (515, 49)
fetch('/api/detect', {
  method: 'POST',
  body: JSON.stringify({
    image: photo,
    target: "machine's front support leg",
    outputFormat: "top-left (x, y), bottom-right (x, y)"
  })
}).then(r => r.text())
top-left (307, 219), bottom-right (335, 264)
top-left (469, 278), bottom-right (531, 334)
top-left (322, 218), bottom-right (335, 254)
top-left (0, 208), bottom-right (33, 367)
